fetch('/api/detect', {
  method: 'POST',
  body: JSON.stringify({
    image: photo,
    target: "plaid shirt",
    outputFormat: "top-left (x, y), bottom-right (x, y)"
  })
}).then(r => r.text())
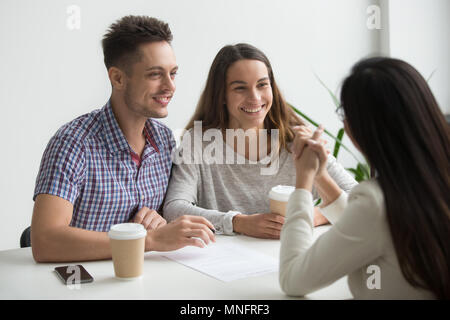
top-left (33, 101), bottom-right (175, 231)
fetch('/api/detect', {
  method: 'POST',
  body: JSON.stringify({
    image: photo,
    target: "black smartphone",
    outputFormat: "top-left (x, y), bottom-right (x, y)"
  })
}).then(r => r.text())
top-left (54, 265), bottom-right (94, 285)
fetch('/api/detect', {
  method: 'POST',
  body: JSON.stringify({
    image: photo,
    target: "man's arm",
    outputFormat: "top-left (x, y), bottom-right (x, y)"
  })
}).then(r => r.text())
top-left (31, 195), bottom-right (217, 263)
top-left (31, 194), bottom-right (112, 262)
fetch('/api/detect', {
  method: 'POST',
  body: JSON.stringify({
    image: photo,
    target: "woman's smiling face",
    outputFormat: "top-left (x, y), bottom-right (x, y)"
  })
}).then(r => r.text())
top-left (225, 59), bottom-right (273, 130)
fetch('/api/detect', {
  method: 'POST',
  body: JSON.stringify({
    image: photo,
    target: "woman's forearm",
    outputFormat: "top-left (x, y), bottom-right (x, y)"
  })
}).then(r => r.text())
top-left (164, 199), bottom-right (238, 235)
top-left (314, 172), bottom-right (342, 206)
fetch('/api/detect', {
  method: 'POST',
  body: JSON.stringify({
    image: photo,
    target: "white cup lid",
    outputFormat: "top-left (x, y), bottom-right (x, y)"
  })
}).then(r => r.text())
top-left (108, 223), bottom-right (147, 240)
top-left (269, 185), bottom-right (296, 202)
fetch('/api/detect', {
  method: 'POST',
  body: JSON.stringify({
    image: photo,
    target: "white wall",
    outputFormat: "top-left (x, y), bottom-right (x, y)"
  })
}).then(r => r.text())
top-left (0, 0), bottom-right (448, 250)
top-left (388, 0), bottom-right (450, 113)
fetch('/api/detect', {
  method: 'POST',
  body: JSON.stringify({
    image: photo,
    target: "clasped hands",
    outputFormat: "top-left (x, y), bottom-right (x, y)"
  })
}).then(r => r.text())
top-left (233, 125), bottom-right (330, 239)
top-left (291, 124), bottom-right (329, 186)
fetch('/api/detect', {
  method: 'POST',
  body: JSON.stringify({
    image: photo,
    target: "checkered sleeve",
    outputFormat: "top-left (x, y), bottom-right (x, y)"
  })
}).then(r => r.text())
top-left (33, 135), bottom-right (86, 204)
top-left (169, 130), bottom-right (176, 154)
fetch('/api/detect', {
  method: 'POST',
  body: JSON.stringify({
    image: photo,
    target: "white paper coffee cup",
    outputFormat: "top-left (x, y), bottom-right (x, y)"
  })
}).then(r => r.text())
top-left (269, 185), bottom-right (295, 216)
top-left (108, 223), bottom-right (147, 280)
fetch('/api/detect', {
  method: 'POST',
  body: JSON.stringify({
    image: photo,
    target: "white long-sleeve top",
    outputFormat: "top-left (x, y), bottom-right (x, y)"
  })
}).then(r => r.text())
top-left (279, 178), bottom-right (435, 299)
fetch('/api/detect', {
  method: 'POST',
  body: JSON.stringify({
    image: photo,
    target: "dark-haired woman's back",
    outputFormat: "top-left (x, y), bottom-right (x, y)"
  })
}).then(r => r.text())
top-left (279, 56), bottom-right (449, 299)
top-left (281, 177), bottom-right (436, 299)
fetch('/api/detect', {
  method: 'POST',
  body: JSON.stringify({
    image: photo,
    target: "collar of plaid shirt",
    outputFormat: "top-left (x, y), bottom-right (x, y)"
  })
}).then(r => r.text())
top-left (101, 100), bottom-right (160, 166)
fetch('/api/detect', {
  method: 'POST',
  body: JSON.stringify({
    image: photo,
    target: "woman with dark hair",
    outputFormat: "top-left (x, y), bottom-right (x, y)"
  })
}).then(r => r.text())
top-left (279, 57), bottom-right (450, 299)
top-left (163, 43), bottom-right (357, 238)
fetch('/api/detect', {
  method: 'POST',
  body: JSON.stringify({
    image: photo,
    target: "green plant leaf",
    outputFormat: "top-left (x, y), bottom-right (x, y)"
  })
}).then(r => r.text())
top-left (427, 69), bottom-right (436, 82)
top-left (289, 103), bottom-right (363, 164)
top-left (346, 168), bottom-right (359, 175)
top-left (333, 128), bottom-right (345, 159)
top-left (357, 163), bottom-right (371, 179)
top-left (345, 166), bottom-right (368, 182)
top-left (289, 104), bottom-right (319, 127)
top-left (314, 73), bottom-right (341, 109)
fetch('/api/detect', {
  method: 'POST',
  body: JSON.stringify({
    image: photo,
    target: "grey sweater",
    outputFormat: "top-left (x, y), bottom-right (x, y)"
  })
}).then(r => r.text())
top-left (163, 135), bottom-right (358, 235)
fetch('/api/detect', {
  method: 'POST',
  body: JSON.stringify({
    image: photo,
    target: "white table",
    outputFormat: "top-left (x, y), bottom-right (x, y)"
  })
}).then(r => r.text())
top-left (0, 226), bottom-right (352, 300)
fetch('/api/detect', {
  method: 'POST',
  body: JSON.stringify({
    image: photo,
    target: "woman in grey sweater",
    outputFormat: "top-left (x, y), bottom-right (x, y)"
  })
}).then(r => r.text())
top-left (163, 43), bottom-right (357, 238)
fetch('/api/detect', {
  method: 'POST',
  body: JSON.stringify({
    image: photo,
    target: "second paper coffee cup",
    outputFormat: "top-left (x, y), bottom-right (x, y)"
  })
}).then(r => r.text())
top-left (108, 223), bottom-right (147, 280)
top-left (269, 185), bottom-right (295, 216)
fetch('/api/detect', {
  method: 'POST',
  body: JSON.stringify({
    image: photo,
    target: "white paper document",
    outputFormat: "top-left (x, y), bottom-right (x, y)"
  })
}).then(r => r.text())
top-left (160, 242), bottom-right (278, 282)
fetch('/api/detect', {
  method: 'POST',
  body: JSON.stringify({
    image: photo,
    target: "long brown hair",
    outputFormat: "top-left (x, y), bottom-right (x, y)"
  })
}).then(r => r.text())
top-left (185, 43), bottom-right (304, 151)
top-left (341, 57), bottom-right (450, 299)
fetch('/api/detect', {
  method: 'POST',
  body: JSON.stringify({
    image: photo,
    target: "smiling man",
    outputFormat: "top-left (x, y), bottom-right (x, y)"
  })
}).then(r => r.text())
top-left (31, 16), bottom-right (215, 262)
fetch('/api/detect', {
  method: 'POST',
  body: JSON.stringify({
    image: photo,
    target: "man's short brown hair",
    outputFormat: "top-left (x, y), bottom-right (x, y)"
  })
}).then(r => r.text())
top-left (102, 15), bottom-right (173, 73)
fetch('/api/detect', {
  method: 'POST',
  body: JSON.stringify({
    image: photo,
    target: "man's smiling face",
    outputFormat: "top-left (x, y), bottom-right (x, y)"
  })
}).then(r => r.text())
top-left (123, 41), bottom-right (178, 119)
